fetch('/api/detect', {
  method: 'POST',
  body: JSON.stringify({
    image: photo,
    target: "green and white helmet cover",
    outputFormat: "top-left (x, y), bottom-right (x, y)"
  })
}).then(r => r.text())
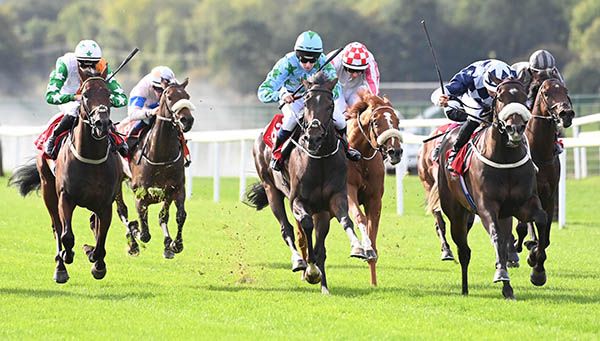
top-left (74, 40), bottom-right (102, 61)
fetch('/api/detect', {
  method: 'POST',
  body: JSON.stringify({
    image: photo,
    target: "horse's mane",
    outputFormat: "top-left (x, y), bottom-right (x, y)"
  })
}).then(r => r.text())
top-left (346, 90), bottom-right (389, 121)
top-left (307, 71), bottom-right (329, 86)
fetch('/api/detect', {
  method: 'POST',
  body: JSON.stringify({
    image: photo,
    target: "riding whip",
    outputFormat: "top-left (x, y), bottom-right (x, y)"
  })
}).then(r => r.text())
top-left (421, 20), bottom-right (445, 95)
top-left (278, 46), bottom-right (345, 110)
top-left (106, 47), bottom-right (140, 82)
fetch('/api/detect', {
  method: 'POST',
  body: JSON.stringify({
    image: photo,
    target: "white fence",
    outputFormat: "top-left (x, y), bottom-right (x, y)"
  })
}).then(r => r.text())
top-left (2, 115), bottom-right (600, 229)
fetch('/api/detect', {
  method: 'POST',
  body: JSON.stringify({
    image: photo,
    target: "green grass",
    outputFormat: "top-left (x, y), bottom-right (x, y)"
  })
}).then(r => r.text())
top-left (1, 175), bottom-right (599, 339)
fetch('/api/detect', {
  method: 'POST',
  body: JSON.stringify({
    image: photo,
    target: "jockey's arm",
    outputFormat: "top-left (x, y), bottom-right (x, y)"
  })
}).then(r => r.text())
top-left (127, 96), bottom-right (157, 121)
top-left (104, 64), bottom-right (127, 108)
top-left (365, 53), bottom-right (380, 95)
top-left (257, 56), bottom-right (290, 104)
top-left (321, 60), bottom-right (342, 99)
top-left (45, 59), bottom-right (76, 105)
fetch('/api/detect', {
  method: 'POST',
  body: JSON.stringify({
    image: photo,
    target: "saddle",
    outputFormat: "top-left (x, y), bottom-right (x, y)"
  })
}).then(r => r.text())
top-left (262, 114), bottom-right (299, 164)
top-left (445, 127), bottom-right (485, 176)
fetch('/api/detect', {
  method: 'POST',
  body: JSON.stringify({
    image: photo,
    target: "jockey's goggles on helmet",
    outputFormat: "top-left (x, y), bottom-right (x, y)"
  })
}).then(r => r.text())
top-left (296, 51), bottom-right (320, 64)
top-left (78, 60), bottom-right (98, 68)
top-left (152, 85), bottom-right (165, 93)
top-left (344, 66), bottom-right (364, 74)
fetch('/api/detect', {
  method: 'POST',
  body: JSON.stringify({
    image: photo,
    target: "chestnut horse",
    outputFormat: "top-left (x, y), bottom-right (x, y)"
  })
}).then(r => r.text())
top-left (345, 91), bottom-right (403, 286)
top-left (436, 77), bottom-right (547, 299)
top-left (245, 72), bottom-right (365, 294)
top-left (10, 72), bottom-right (122, 283)
top-left (514, 79), bottom-right (574, 254)
top-left (115, 79), bottom-right (195, 259)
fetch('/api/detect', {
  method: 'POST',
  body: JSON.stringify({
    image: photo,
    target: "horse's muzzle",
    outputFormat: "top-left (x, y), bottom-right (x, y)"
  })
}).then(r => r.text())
top-left (559, 109), bottom-right (575, 128)
top-left (180, 116), bottom-right (195, 132)
top-left (387, 147), bottom-right (403, 165)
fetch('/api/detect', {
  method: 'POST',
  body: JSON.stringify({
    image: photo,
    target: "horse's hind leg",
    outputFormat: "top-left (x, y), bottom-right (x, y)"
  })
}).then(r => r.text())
top-left (83, 207), bottom-right (112, 280)
top-left (449, 211), bottom-right (471, 295)
top-left (330, 193), bottom-right (366, 260)
top-left (264, 183), bottom-right (305, 272)
top-left (159, 199), bottom-right (176, 259)
top-left (292, 198), bottom-right (320, 286)
top-left (136, 199), bottom-right (151, 243)
top-left (364, 198), bottom-right (382, 286)
top-left (171, 189), bottom-right (187, 254)
top-left (434, 210), bottom-right (454, 261)
top-left (115, 185), bottom-right (139, 256)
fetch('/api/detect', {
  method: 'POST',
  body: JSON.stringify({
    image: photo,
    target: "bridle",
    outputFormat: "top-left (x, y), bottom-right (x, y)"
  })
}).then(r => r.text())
top-left (529, 79), bottom-right (572, 130)
top-left (155, 84), bottom-right (196, 133)
top-left (79, 76), bottom-right (110, 140)
top-left (491, 79), bottom-right (529, 136)
top-left (357, 105), bottom-right (403, 160)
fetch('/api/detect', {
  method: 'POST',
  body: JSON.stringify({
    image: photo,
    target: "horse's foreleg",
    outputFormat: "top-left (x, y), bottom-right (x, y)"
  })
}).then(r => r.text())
top-left (292, 198), bottom-right (320, 285)
top-left (159, 199), bottom-right (175, 259)
top-left (264, 183), bottom-right (304, 271)
top-left (136, 199), bottom-right (151, 243)
top-left (115, 185), bottom-right (139, 256)
top-left (57, 193), bottom-right (76, 265)
top-left (479, 209), bottom-right (514, 299)
top-left (518, 196), bottom-right (548, 286)
top-left (330, 193), bottom-right (366, 260)
top-left (313, 212), bottom-right (331, 294)
top-left (172, 190), bottom-right (187, 254)
top-left (83, 207), bottom-right (111, 280)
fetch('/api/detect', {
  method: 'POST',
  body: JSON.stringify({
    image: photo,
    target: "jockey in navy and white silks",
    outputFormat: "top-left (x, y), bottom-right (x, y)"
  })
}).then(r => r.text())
top-left (328, 42), bottom-right (380, 114)
top-left (257, 30), bottom-right (361, 171)
top-left (511, 49), bottom-right (565, 109)
top-left (431, 59), bottom-right (516, 172)
top-left (127, 66), bottom-right (177, 138)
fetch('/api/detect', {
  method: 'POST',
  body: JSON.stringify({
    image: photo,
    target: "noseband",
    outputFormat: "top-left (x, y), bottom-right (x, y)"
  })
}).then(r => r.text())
top-left (357, 105), bottom-right (403, 160)
top-left (156, 85), bottom-right (196, 131)
top-left (530, 80), bottom-right (572, 129)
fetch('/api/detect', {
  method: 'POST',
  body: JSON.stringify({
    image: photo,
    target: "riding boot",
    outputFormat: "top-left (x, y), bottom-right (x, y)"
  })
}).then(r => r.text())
top-left (45, 114), bottom-right (77, 159)
top-left (338, 128), bottom-right (361, 161)
top-left (270, 128), bottom-right (292, 171)
top-left (447, 119), bottom-right (479, 173)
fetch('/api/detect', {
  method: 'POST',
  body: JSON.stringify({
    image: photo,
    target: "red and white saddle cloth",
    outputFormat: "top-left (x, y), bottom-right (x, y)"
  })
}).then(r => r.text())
top-left (34, 113), bottom-right (66, 153)
top-left (446, 127), bottom-right (485, 176)
top-left (262, 113), bottom-right (284, 158)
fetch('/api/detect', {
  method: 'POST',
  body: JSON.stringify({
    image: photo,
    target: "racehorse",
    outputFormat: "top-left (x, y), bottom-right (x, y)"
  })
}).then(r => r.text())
top-left (436, 76), bottom-right (547, 299)
top-left (9, 69), bottom-right (122, 283)
top-left (245, 72), bottom-right (365, 294)
top-left (114, 79), bottom-right (195, 259)
top-left (514, 78), bottom-right (574, 254)
top-left (345, 91), bottom-right (403, 286)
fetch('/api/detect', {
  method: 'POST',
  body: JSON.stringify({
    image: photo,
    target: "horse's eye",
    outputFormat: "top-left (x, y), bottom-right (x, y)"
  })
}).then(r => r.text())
top-left (83, 92), bottom-right (89, 99)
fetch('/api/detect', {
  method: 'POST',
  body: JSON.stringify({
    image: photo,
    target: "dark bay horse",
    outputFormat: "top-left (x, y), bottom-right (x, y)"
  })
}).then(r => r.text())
top-left (10, 72), bottom-right (122, 283)
top-left (514, 79), bottom-right (574, 254)
top-left (245, 72), bottom-right (365, 294)
top-left (346, 91), bottom-right (403, 286)
top-left (115, 79), bottom-right (195, 259)
top-left (436, 77), bottom-right (547, 299)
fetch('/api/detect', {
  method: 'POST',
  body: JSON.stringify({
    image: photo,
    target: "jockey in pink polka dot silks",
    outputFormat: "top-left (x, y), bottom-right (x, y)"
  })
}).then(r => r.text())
top-left (257, 30), bottom-right (361, 171)
top-left (328, 42), bottom-right (380, 116)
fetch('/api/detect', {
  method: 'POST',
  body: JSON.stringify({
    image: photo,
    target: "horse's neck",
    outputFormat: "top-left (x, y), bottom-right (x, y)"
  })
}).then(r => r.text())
top-left (72, 119), bottom-right (108, 159)
top-left (348, 113), bottom-right (375, 154)
top-left (480, 125), bottom-right (524, 162)
top-left (147, 114), bottom-right (180, 156)
top-left (527, 102), bottom-right (556, 160)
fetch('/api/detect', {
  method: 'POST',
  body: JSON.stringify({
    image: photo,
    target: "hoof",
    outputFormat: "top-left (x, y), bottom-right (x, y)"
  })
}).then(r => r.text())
top-left (507, 260), bottom-right (520, 268)
top-left (83, 244), bottom-right (96, 262)
top-left (127, 245), bottom-right (140, 257)
top-left (321, 287), bottom-right (330, 295)
top-left (530, 270), bottom-right (547, 286)
top-left (140, 230), bottom-right (151, 243)
top-left (527, 253), bottom-right (536, 268)
top-left (91, 263), bottom-right (106, 280)
top-left (305, 264), bottom-right (321, 285)
top-left (60, 249), bottom-right (74, 264)
top-left (292, 258), bottom-right (307, 272)
top-left (524, 240), bottom-right (537, 251)
top-left (441, 248), bottom-right (454, 261)
top-left (365, 249), bottom-right (378, 261)
top-left (493, 269), bottom-right (510, 283)
top-left (170, 240), bottom-right (184, 254)
top-left (128, 221), bottom-right (139, 234)
top-left (53, 269), bottom-right (69, 284)
top-left (350, 246), bottom-right (367, 260)
top-left (502, 286), bottom-right (515, 300)
top-left (163, 249), bottom-right (175, 259)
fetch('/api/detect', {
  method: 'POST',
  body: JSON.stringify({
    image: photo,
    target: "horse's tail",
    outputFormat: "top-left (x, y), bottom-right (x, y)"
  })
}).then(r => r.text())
top-left (425, 180), bottom-right (441, 214)
top-left (8, 160), bottom-right (40, 197)
top-left (243, 182), bottom-right (269, 210)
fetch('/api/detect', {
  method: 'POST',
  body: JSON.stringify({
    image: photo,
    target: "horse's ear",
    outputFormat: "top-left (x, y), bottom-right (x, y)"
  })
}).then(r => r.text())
top-left (302, 79), bottom-right (311, 90)
top-left (489, 73), bottom-right (502, 87)
top-left (383, 95), bottom-right (392, 105)
top-left (517, 70), bottom-right (527, 85)
top-left (326, 77), bottom-right (338, 90)
top-left (100, 67), bottom-right (108, 80)
top-left (78, 65), bottom-right (87, 82)
top-left (180, 77), bottom-right (189, 88)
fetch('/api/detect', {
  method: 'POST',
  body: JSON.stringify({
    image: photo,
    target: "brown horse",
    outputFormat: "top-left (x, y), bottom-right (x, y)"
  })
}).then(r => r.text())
top-left (436, 77), bottom-right (547, 299)
top-left (514, 79), bottom-right (574, 254)
top-left (245, 72), bottom-right (365, 294)
top-left (10, 72), bottom-right (122, 283)
top-left (115, 79), bottom-right (195, 259)
top-left (345, 91), bottom-right (403, 286)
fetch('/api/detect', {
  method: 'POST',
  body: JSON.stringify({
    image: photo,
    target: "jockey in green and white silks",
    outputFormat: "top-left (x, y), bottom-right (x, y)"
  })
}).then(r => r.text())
top-left (257, 30), bottom-right (361, 171)
top-left (44, 39), bottom-right (127, 159)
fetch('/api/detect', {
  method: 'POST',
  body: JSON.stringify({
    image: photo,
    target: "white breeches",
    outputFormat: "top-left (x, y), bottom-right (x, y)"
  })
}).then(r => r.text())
top-left (280, 96), bottom-right (347, 132)
top-left (59, 101), bottom-right (80, 117)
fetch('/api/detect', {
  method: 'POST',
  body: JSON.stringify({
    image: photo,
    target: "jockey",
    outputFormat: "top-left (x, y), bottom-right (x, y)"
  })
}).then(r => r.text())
top-left (432, 59), bottom-right (516, 173)
top-left (328, 41), bottom-right (380, 114)
top-left (126, 65), bottom-right (190, 166)
top-left (44, 39), bottom-right (128, 159)
top-left (257, 30), bottom-right (361, 171)
top-left (511, 49), bottom-right (565, 109)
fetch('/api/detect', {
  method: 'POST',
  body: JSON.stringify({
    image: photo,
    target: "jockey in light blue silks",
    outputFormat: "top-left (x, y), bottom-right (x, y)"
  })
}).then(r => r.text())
top-left (257, 30), bottom-right (361, 171)
top-left (431, 59), bottom-right (516, 173)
